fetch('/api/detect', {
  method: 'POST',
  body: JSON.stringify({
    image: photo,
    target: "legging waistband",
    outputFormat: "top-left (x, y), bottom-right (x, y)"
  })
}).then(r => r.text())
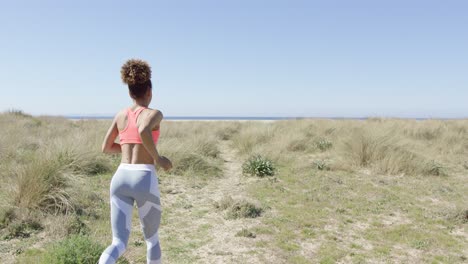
top-left (118, 163), bottom-right (156, 172)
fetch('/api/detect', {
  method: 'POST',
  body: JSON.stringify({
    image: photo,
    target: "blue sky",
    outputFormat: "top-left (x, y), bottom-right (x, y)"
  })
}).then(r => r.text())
top-left (0, 0), bottom-right (467, 118)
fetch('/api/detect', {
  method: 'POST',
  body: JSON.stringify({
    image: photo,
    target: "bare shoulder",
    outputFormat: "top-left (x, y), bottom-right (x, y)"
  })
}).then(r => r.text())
top-left (147, 108), bottom-right (163, 120)
top-left (114, 108), bottom-right (128, 121)
top-left (113, 108), bottom-right (128, 130)
top-left (140, 108), bottom-right (163, 129)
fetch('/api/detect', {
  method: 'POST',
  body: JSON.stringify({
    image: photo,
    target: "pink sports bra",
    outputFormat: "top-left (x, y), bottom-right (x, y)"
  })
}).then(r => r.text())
top-left (119, 107), bottom-right (160, 145)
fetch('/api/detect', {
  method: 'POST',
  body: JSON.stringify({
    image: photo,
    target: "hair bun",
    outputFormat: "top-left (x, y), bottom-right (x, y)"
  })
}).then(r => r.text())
top-left (120, 59), bottom-right (152, 86)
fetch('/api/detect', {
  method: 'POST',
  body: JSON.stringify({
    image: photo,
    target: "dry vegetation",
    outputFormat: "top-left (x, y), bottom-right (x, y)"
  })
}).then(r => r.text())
top-left (0, 111), bottom-right (466, 263)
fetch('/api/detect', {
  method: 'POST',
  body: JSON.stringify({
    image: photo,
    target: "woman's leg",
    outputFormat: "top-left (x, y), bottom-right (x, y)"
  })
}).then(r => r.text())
top-left (136, 172), bottom-right (162, 264)
top-left (99, 193), bottom-right (134, 264)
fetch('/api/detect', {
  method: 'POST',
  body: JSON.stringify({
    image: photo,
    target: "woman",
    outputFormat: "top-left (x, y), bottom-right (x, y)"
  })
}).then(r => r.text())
top-left (99, 59), bottom-right (172, 264)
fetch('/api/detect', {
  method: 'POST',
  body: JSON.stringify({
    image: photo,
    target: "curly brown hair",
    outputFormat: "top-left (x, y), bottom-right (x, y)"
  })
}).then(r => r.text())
top-left (120, 59), bottom-right (152, 99)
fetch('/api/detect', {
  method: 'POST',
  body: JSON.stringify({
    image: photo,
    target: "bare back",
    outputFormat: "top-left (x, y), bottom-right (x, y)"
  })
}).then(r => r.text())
top-left (115, 107), bottom-right (161, 164)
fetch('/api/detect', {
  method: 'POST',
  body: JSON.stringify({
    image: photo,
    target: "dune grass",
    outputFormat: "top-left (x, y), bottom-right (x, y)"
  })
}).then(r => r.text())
top-left (157, 121), bottom-right (224, 180)
top-left (1, 111), bottom-right (466, 263)
top-left (229, 118), bottom-right (467, 263)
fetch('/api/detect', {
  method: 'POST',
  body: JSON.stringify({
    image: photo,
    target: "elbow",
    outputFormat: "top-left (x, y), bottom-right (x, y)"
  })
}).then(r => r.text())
top-left (101, 143), bottom-right (110, 154)
top-left (138, 126), bottom-right (150, 137)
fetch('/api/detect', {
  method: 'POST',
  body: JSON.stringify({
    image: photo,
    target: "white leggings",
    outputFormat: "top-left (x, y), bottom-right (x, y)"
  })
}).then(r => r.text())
top-left (99, 163), bottom-right (162, 264)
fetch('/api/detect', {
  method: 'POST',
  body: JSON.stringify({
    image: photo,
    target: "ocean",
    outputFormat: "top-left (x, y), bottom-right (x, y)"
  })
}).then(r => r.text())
top-left (63, 116), bottom-right (453, 121)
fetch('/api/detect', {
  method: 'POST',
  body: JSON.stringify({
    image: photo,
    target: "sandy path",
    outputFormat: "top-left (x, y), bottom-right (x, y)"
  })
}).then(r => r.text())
top-left (153, 139), bottom-right (276, 263)
top-left (190, 140), bottom-right (260, 263)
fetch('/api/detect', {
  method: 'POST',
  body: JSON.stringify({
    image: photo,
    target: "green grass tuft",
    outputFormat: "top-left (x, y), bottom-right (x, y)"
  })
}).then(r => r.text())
top-left (313, 160), bottom-right (330, 171)
top-left (315, 138), bottom-right (333, 151)
top-left (242, 154), bottom-right (276, 177)
top-left (226, 200), bottom-right (263, 219)
top-left (215, 197), bottom-right (264, 219)
top-left (235, 228), bottom-right (256, 238)
top-left (3, 218), bottom-right (43, 240)
top-left (425, 160), bottom-right (447, 176)
top-left (41, 235), bottom-right (105, 264)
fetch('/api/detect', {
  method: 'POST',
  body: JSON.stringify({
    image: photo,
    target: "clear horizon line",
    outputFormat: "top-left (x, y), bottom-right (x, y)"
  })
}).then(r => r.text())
top-left (61, 115), bottom-right (467, 120)
top-left (2, 110), bottom-right (466, 120)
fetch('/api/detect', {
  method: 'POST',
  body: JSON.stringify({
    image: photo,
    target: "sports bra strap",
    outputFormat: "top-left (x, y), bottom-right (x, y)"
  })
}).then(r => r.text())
top-left (135, 107), bottom-right (147, 118)
top-left (128, 107), bottom-right (147, 120)
top-left (119, 106), bottom-right (159, 145)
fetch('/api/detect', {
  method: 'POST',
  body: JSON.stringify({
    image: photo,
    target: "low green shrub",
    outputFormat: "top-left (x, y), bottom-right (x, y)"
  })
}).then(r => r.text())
top-left (242, 154), bottom-right (276, 177)
top-left (0, 207), bottom-right (15, 228)
top-left (426, 160), bottom-right (447, 176)
top-left (42, 234), bottom-right (105, 264)
top-left (215, 197), bottom-right (264, 219)
top-left (65, 216), bottom-right (89, 235)
top-left (315, 138), bottom-right (333, 151)
top-left (235, 228), bottom-right (256, 238)
top-left (226, 200), bottom-right (263, 219)
top-left (313, 160), bottom-right (330, 171)
top-left (3, 218), bottom-right (42, 240)
top-left (454, 209), bottom-right (468, 224)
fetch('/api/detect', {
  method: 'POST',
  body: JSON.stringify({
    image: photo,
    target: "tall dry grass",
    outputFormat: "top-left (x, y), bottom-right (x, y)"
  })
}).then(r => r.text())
top-left (0, 113), bottom-right (231, 240)
top-left (0, 112), bottom-right (116, 238)
top-left (230, 118), bottom-right (468, 176)
top-left (1, 111), bottom-right (466, 262)
top-left (157, 121), bottom-right (230, 179)
top-left (2, 114), bottom-right (465, 220)
top-left (0, 112), bottom-right (468, 244)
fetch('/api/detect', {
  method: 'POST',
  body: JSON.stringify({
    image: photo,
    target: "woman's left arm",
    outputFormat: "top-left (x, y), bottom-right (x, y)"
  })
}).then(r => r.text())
top-left (102, 114), bottom-right (122, 154)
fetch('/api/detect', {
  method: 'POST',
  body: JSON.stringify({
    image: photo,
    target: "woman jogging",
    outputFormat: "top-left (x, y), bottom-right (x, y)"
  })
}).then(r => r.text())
top-left (99, 59), bottom-right (172, 264)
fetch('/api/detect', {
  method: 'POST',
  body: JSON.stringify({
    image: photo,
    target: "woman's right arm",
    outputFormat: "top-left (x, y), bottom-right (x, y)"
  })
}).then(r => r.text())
top-left (102, 113), bottom-right (122, 154)
top-left (138, 110), bottom-right (165, 166)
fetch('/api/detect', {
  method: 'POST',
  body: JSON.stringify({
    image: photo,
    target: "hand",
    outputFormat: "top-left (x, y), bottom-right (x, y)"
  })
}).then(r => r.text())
top-left (157, 156), bottom-right (173, 171)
